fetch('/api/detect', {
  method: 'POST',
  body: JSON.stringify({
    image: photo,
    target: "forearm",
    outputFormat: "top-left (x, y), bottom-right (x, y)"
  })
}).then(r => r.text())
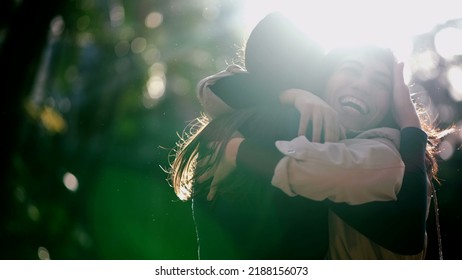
top-left (197, 67), bottom-right (280, 119)
top-left (235, 138), bottom-right (284, 181)
top-left (228, 106), bottom-right (300, 179)
top-left (271, 133), bottom-right (404, 204)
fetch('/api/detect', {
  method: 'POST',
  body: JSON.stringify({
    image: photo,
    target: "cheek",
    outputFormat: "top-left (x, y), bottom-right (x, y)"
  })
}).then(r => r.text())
top-left (324, 82), bottom-right (335, 104)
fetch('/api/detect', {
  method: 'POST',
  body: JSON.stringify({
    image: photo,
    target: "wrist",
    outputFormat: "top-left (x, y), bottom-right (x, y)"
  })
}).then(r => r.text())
top-left (279, 89), bottom-right (297, 105)
top-left (398, 112), bottom-right (421, 130)
top-left (400, 122), bottom-right (422, 130)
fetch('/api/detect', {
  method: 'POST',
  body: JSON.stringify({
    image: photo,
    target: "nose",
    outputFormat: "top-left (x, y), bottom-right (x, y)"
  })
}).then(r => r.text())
top-left (350, 75), bottom-right (370, 95)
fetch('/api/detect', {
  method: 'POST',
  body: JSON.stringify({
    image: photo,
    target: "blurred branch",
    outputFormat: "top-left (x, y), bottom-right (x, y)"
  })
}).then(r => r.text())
top-left (0, 0), bottom-right (69, 234)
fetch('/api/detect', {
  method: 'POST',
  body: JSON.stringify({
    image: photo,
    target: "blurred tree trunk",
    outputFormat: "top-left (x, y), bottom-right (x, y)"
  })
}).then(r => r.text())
top-left (0, 0), bottom-right (68, 241)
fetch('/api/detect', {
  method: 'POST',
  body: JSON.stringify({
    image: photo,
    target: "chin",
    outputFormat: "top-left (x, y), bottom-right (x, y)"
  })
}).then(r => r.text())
top-left (340, 119), bottom-right (362, 131)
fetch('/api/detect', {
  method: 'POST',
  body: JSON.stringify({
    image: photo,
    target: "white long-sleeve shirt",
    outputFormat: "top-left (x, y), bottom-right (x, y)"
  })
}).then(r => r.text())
top-left (271, 128), bottom-right (404, 205)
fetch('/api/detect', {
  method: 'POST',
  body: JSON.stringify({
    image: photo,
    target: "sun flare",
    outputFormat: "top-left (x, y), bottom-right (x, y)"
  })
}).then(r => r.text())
top-left (240, 0), bottom-right (460, 62)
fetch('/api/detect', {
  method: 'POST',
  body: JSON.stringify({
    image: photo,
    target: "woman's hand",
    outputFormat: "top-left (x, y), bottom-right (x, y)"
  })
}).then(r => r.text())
top-left (197, 137), bottom-right (244, 201)
top-left (392, 62), bottom-right (421, 129)
top-left (280, 89), bottom-right (345, 142)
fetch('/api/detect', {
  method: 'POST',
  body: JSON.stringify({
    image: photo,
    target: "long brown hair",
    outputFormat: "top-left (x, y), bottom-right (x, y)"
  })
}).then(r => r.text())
top-left (167, 109), bottom-right (262, 201)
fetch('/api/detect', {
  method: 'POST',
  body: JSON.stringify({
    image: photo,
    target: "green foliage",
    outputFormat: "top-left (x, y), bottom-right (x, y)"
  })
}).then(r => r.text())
top-left (1, 0), bottom-right (243, 260)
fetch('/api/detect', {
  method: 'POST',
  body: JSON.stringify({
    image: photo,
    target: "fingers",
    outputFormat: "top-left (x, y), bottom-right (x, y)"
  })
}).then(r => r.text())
top-left (392, 62), bottom-right (421, 129)
top-left (394, 62), bottom-right (405, 84)
top-left (206, 167), bottom-right (221, 201)
top-left (323, 111), bottom-right (337, 142)
top-left (207, 184), bottom-right (217, 201)
top-left (201, 138), bottom-right (240, 201)
top-left (394, 61), bottom-right (402, 73)
top-left (196, 152), bottom-right (216, 183)
top-left (299, 110), bottom-right (343, 143)
top-left (292, 93), bottom-right (339, 142)
top-left (298, 111), bottom-right (309, 137)
top-left (339, 125), bottom-right (346, 140)
top-left (393, 62), bottom-right (408, 99)
top-left (206, 155), bottom-right (236, 201)
top-left (197, 166), bottom-right (214, 183)
top-left (311, 112), bottom-right (322, 142)
top-left (310, 108), bottom-right (343, 143)
top-left (197, 157), bottom-right (218, 200)
top-left (323, 117), bottom-right (337, 143)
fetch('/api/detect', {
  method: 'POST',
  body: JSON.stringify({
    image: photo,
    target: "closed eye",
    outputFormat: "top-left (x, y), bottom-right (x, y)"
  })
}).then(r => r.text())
top-left (340, 65), bottom-right (361, 77)
top-left (371, 76), bottom-right (392, 92)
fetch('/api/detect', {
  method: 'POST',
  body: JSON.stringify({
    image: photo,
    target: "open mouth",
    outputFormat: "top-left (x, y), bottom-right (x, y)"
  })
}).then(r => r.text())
top-left (339, 96), bottom-right (369, 115)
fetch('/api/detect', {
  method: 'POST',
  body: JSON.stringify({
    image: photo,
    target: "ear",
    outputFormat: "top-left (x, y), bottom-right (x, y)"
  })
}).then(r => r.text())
top-left (244, 12), bottom-right (324, 92)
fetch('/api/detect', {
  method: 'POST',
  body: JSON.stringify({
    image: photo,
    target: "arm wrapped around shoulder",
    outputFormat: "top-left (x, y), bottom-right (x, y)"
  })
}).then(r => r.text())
top-left (271, 133), bottom-right (404, 205)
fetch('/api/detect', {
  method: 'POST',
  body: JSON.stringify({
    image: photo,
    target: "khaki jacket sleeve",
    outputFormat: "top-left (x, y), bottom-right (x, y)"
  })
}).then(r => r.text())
top-left (271, 128), bottom-right (404, 205)
top-left (196, 65), bottom-right (245, 119)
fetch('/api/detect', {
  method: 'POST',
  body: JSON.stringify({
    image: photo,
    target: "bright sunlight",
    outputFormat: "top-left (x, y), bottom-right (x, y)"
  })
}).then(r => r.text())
top-left (240, 0), bottom-right (460, 62)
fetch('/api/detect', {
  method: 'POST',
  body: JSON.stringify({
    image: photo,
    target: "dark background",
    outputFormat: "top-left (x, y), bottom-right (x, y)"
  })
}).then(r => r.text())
top-left (1, 0), bottom-right (460, 260)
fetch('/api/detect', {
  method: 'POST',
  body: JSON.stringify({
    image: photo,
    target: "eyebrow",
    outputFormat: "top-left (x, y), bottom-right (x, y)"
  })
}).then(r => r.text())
top-left (340, 60), bottom-right (392, 82)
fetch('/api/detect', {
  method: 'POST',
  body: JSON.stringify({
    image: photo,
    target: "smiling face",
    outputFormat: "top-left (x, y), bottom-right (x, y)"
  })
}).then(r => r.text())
top-left (324, 52), bottom-right (393, 132)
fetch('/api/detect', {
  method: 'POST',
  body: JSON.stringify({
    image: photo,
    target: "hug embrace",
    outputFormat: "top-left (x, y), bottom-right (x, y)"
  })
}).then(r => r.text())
top-left (168, 12), bottom-right (454, 260)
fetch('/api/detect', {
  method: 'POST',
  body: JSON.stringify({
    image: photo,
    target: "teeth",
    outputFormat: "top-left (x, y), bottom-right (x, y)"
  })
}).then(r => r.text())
top-left (340, 96), bottom-right (369, 115)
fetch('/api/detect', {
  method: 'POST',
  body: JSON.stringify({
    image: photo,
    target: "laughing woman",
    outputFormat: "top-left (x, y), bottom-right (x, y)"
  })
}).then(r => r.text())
top-left (168, 13), bottom-right (452, 259)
